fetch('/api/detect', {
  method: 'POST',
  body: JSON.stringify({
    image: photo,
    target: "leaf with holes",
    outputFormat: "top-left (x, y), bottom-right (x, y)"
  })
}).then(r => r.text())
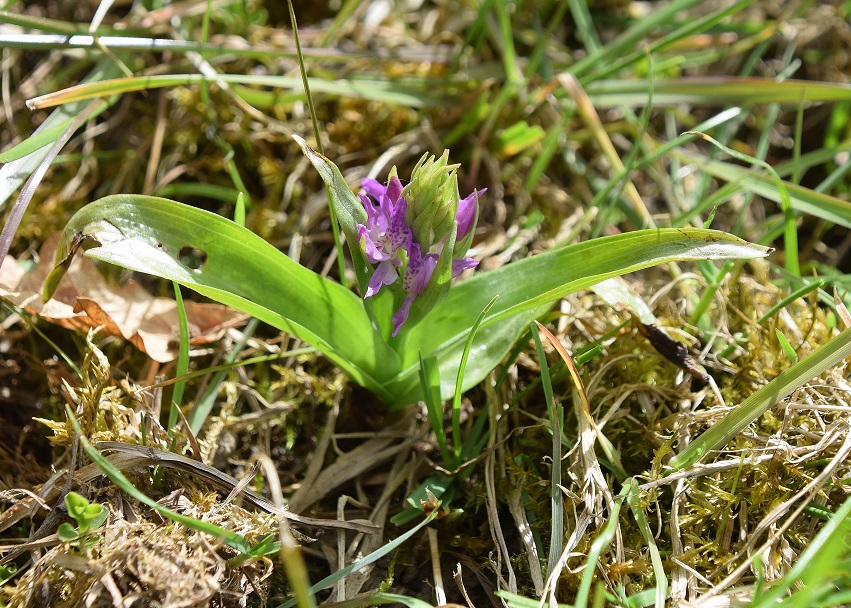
top-left (42, 195), bottom-right (400, 401)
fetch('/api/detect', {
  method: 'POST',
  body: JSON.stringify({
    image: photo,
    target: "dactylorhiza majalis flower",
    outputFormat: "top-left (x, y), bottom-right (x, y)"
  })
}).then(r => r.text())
top-left (357, 171), bottom-right (484, 337)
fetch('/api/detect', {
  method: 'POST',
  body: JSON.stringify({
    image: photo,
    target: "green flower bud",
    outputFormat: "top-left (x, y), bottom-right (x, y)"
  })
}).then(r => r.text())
top-left (403, 151), bottom-right (461, 250)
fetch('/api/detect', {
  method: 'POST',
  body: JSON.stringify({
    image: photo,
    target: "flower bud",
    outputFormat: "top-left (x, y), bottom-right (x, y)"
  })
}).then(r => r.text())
top-left (403, 151), bottom-right (460, 250)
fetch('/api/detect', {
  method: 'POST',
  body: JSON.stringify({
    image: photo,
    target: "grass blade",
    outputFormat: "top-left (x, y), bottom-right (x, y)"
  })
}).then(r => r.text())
top-left (275, 511), bottom-right (438, 608)
top-left (677, 151), bottom-right (851, 229)
top-left (669, 326), bottom-right (851, 470)
top-left (65, 406), bottom-right (255, 554)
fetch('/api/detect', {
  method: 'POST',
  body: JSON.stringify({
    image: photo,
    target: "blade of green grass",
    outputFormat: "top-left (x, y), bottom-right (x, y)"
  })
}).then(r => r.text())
top-left (288, 0), bottom-right (347, 291)
top-left (568, 0), bottom-right (710, 79)
top-left (0, 60), bottom-right (122, 209)
top-left (626, 481), bottom-right (667, 608)
top-left (167, 283), bottom-right (190, 440)
top-left (0, 99), bottom-right (105, 262)
top-left (65, 406), bottom-right (257, 554)
top-left (574, 483), bottom-right (631, 608)
top-left (0, 9), bottom-right (116, 35)
top-left (677, 150), bottom-right (851, 229)
top-left (586, 0), bottom-right (757, 83)
top-left (275, 511), bottom-right (438, 608)
top-left (451, 295), bottom-right (499, 461)
top-left (669, 326), bottom-right (851, 470)
top-left (420, 353), bottom-right (451, 466)
top-left (584, 77), bottom-right (851, 107)
top-left (531, 324), bottom-right (563, 580)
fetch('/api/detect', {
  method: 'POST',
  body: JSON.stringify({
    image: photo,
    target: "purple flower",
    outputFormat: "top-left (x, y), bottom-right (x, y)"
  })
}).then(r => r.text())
top-left (452, 256), bottom-right (478, 277)
top-left (357, 176), bottom-right (412, 298)
top-left (455, 188), bottom-right (485, 241)
top-left (357, 171), bottom-right (483, 337)
top-left (391, 243), bottom-right (438, 336)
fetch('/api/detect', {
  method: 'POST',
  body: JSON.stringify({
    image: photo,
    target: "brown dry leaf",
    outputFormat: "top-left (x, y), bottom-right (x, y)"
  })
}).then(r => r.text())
top-left (0, 234), bottom-right (249, 362)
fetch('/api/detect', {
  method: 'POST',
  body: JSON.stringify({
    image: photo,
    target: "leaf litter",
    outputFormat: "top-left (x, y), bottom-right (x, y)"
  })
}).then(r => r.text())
top-left (0, 234), bottom-right (248, 363)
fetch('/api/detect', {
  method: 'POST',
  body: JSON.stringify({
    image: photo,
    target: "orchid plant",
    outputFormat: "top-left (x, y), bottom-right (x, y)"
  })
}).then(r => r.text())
top-left (43, 136), bottom-right (770, 410)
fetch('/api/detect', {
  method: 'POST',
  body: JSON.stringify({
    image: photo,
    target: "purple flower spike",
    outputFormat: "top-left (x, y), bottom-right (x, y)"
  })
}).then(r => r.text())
top-left (456, 188), bottom-right (485, 240)
top-left (356, 168), bottom-right (484, 336)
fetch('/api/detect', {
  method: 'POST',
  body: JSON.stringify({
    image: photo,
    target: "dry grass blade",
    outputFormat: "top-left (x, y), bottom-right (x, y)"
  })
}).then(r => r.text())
top-left (558, 73), bottom-right (653, 228)
top-left (535, 322), bottom-right (617, 604)
top-left (484, 389), bottom-right (518, 594)
top-left (506, 488), bottom-right (544, 595)
top-left (287, 411), bottom-right (420, 513)
top-left (254, 452), bottom-right (316, 608)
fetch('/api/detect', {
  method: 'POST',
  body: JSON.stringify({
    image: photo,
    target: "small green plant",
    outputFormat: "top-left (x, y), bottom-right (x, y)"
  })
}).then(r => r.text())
top-left (41, 144), bottom-right (769, 411)
top-left (57, 491), bottom-right (108, 551)
top-left (0, 563), bottom-right (18, 585)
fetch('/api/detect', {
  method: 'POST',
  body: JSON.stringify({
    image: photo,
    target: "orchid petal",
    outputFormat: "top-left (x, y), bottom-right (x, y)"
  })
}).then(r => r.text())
top-left (404, 243), bottom-right (438, 295)
top-left (386, 176), bottom-right (404, 202)
top-left (451, 256), bottom-right (478, 278)
top-left (365, 260), bottom-right (398, 298)
top-left (456, 188), bottom-right (485, 240)
top-left (360, 178), bottom-right (387, 202)
top-left (391, 294), bottom-right (416, 337)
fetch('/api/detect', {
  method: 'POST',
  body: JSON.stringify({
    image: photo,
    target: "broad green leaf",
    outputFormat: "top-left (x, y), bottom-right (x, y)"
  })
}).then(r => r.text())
top-left (57, 523), bottom-right (80, 543)
top-left (592, 277), bottom-right (657, 325)
top-left (383, 229), bottom-right (770, 408)
top-left (64, 491), bottom-right (91, 522)
top-left (42, 195), bottom-right (399, 398)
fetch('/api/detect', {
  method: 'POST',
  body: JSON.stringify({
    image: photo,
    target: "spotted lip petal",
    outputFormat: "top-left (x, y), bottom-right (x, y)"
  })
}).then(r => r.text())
top-left (403, 243), bottom-right (438, 296)
top-left (357, 178), bottom-right (412, 276)
top-left (391, 243), bottom-right (438, 336)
